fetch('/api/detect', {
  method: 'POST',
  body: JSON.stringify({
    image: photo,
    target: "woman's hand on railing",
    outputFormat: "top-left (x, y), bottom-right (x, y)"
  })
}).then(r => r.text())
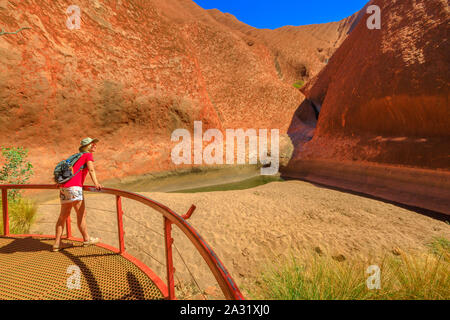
top-left (95, 183), bottom-right (103, 190)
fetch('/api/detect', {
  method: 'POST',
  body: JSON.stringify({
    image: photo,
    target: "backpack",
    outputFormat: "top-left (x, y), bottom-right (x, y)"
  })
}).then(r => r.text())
top-left (54, 152), bottom-right (87, 184)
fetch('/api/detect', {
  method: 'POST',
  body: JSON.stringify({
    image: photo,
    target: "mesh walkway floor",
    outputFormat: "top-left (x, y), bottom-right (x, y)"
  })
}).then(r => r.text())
top-left (0, 236), bottom-right (164, 300)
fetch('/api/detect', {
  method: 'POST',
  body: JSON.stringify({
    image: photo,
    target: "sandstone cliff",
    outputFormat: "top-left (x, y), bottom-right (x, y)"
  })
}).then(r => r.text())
top-left (283, 0), bottom-right (450, 214)
top-left (0, 0), bottom-right (357, 183)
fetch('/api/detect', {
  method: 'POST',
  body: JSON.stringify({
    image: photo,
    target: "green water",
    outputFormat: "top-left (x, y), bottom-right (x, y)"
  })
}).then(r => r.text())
top-left (169, 175), bottom-right (284, 193)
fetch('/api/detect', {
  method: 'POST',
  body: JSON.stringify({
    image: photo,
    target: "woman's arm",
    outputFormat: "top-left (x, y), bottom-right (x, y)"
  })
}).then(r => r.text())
top-left (87, 160), bottom-right (102, 190)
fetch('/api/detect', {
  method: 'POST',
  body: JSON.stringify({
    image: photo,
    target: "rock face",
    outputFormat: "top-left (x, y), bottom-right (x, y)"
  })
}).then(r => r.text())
top-left (283, 0), bottom-right (450, 214)
top-left (205, 8), bottom-right (363, 85)
top-left (0, 0), bottom-right (357, 183)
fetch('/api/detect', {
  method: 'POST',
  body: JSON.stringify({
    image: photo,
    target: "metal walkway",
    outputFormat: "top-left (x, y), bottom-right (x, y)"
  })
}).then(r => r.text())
top-left (0, 236), bottom-right (164, 300)
top-left (0, 184), bottom-right (244, 300)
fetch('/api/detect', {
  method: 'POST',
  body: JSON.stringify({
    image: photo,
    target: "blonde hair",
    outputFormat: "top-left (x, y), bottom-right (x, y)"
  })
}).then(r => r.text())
top-left (79, 144), bottom-right (93, 153)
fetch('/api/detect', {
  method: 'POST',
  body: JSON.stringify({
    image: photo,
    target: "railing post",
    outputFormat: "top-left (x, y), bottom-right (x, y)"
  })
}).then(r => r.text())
top-left (65, 215), bottom-right (72, 238)
top-left (1, 189), bottom-right (9, 236)
top-left (164, 217), bottom-right (176, 300)
top-left (116, 195), bottom-right (125, 254)
top-left (182, 205), bottom-right (196, 220)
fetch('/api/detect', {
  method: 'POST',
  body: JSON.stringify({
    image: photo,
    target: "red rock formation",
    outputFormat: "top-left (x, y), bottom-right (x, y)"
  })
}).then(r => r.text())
top-left (205, 8), bottom-right (362, 84)
top-left (283, 0), bottom-right (450, 214)
top-left (0, 0), bottom-right (357, 183)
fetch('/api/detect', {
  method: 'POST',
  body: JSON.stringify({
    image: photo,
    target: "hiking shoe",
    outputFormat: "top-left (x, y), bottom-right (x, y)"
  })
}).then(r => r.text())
top-left (83, 237), bottom-right (100, 246)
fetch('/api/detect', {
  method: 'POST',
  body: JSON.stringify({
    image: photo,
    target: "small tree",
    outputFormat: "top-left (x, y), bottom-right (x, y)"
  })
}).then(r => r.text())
top-left (0, 147), bottom-right (34, 201)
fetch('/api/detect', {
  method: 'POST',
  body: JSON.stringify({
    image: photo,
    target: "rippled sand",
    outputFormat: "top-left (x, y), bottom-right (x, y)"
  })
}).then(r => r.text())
top-left (31, 180), bottom-right (450, 299)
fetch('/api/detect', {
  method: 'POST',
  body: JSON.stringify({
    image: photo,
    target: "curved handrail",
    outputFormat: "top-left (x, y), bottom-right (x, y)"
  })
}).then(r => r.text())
top-left (0, 184), bottom-right (244, 300)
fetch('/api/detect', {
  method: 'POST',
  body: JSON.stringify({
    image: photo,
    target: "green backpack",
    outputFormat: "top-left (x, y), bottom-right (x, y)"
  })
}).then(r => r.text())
top-left (53, 152), bottom-right (87, 184)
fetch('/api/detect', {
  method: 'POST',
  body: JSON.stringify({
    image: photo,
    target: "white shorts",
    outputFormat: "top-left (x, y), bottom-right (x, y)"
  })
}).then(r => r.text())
top-left (60, 186), bottom-right (83, 204)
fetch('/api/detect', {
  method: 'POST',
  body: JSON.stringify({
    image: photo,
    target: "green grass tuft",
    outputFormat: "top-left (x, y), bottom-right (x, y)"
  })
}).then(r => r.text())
top-left (427, 237), bottom-right (450, 258)
top-left (250, 249), bottom-right (450, 300)
top-left (0, 197), bottom-right (38, 235)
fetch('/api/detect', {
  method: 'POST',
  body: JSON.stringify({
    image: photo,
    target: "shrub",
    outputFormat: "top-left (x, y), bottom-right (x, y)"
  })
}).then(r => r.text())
top-left (0, 146), bottom-right (36, 234)
top-left (0, 146), bottom-right (34, 201)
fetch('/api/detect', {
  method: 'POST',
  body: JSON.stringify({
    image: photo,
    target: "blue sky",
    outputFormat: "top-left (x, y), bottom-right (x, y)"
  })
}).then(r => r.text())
top-left (193, 0), bottom-right (368, 29)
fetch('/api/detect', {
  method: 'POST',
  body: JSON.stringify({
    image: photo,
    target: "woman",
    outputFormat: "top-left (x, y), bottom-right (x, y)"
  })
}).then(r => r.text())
top-left (53, 137), bottom-right (103, 252)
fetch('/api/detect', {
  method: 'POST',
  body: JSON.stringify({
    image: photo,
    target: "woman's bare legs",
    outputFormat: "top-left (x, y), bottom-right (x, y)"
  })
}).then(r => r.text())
top-left (73, 200), bottom-right (89, 241)
top-left (54, 202), bottom-right (73, 248)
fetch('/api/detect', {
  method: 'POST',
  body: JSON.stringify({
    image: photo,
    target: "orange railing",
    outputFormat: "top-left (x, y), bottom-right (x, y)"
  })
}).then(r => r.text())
top-left (0, 184), bottom-right (244, 300)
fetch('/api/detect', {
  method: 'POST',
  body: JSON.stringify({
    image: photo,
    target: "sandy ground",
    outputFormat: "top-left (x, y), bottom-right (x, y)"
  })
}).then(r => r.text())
top-left (30, 180), bottom-right (450, 299)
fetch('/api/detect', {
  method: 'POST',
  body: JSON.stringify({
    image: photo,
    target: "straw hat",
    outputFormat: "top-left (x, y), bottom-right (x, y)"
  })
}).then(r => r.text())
top-left (79, 137), bottom-right (99, 151)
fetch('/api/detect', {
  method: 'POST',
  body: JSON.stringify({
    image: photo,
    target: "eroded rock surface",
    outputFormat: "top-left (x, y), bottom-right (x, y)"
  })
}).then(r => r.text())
top-left (0, 0), bottom-right (357, 182)
top-left (283, 0), bottom-right (450, 213)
